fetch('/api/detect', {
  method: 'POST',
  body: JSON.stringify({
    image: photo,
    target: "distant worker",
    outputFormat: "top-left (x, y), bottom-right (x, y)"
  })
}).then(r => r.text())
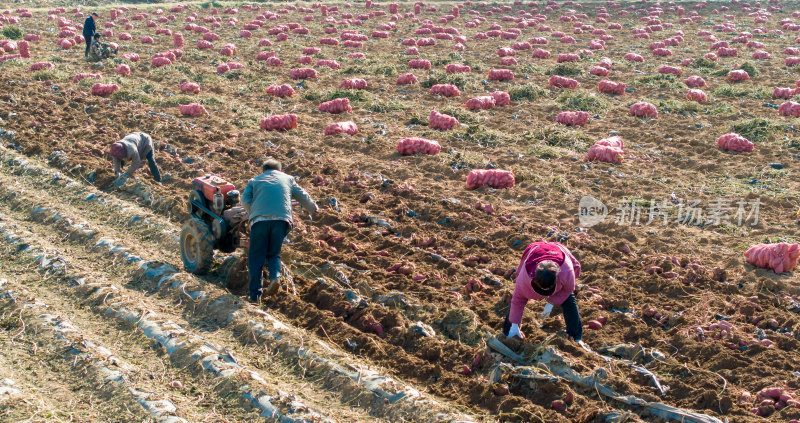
top-left (242, 158), bottom-right (318, 304)
top-left (503, 241), bottom-right (583, 341)
top-left (88, 33), bottom-right (117, 61)
top-left (83, 12), bottom-right (99, 58)
top-left (109, 132), bottom-right (162, 185)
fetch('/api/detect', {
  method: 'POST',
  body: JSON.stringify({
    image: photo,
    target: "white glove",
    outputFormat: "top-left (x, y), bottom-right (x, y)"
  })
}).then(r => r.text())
top-left (507, 323), bottom-right (525, 339)
top-left (540, 302), bottom-right (554, 319)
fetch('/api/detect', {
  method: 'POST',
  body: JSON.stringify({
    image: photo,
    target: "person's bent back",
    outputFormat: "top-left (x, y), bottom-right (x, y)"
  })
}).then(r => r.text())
top-left (241, 164), bottom-right (316, 225)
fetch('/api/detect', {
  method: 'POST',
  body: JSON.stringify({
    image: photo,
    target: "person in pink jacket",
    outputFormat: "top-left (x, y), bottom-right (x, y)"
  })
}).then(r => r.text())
top-left (503, 241), bottom-right (583, 341)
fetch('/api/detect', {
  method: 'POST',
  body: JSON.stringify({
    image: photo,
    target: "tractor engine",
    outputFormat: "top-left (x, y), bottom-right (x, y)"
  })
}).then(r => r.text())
top-left (192, 175), bottom-right (239, 215)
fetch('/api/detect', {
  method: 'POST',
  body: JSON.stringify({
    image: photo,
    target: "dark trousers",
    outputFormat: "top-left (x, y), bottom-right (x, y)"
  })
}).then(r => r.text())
top-left (145, 150), bottom-right (161, 182)
top-left (84, 37), bottom-right (92, 57)
top-left (248, 220), bottom-right (289, 298)
top-left (503, 294), bottom-right (583, 341)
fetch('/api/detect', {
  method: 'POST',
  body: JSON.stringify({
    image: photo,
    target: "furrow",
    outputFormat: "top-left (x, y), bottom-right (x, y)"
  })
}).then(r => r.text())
top-left (0, 286), bottom-right (185, 423)
top-left (0, 194), bottom-right (479, 422)
top-left (0, 219), bottom-right (339, 423)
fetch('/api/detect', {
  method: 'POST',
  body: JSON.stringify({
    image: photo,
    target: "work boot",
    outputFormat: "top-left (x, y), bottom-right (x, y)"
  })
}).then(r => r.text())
top-left (248, 294), bottom-right (261, 304)
top-left (265, 278), bottom-right (281, 296)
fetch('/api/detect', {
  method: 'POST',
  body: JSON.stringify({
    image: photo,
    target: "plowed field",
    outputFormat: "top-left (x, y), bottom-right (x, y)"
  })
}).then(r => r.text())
top-left (0, 1), bottom-right (799, 422)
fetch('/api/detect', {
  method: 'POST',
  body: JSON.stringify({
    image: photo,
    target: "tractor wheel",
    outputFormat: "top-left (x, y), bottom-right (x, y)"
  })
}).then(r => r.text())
top-left (180, 217), bottom-right (215, 274)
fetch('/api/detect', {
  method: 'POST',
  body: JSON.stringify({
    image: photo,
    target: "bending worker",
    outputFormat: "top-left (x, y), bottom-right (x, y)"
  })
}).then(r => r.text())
top-left (241, 158), bottom-right (318, 304)
top-left (88, 33), bottom-right (117, 61)
top-left (503, 241), bottom-right (583, 341)
top-left (109, 132), bottom-right (162, 184)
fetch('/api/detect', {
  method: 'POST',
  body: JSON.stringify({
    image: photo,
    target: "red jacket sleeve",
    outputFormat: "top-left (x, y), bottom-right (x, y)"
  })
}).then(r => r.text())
top-left (508, 288), bottom-right (529, 324)
top-left (569, 250), bottom-right (581, 279)
top-left (559, 243), bottom-right (581, 279)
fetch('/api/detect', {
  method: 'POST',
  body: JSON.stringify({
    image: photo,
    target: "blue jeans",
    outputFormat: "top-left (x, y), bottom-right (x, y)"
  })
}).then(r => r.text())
top-left (502, 294), bottom-right (582, 341)
top-left (145, 150), bottom-right (161, 182)
top-left (248, 220), bottom-right (289, 298)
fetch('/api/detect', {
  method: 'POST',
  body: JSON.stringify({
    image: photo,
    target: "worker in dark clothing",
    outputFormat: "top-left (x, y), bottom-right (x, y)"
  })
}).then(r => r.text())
top-left (83, 12), bottom-right (99, 58)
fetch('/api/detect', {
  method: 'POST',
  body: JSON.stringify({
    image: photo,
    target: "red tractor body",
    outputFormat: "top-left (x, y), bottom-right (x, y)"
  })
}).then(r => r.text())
top-left (192, 175), bottom-right (237, 202)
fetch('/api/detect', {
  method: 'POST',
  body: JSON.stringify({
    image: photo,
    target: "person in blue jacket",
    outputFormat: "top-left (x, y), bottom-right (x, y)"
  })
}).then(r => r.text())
top-left (83, 12), bottom-right (99, 57)
top-left (241, 158), bottom-right (318, 304)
